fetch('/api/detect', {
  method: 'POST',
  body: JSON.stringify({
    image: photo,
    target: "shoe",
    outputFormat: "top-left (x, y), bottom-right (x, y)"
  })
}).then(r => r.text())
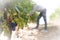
top-left (32, 26), bottom-right (38, 29)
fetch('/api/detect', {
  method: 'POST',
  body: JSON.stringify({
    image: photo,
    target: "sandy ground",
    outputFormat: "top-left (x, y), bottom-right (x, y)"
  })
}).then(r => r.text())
top-left (36, 18), bottom-right (60, 40)
top-left (36, 24), bottom-right (60, 40)
top-left (0, 19), bottom-right (60, 40)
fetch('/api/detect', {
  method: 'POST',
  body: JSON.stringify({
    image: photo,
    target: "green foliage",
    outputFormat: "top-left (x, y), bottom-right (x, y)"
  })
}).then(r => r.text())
top-left (50, 7), bottom-right (60, 20)
top-left (30, 12), bottom-right (38, 22)
top-left (5, 0), bottom-right (38, 29)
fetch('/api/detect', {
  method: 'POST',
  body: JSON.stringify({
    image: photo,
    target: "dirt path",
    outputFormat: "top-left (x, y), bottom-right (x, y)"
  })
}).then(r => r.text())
top-left (16, 23), bottom-right (60, 40)
top-left (0, 20), bottom-right (60, 40)
top-left (36, 24), bottom-right (60, 40)
top-left (36, 19), bottom-right (60, 40)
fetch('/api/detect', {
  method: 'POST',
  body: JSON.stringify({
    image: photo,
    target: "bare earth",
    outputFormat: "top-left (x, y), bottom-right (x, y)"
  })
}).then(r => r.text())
top-left (0, 19), bottom-right (60, 40)
top-left (16, 22), bottom-right (60, 40)
top-left (11, 19), bottom-right (60, 40)
top-left (36, 19), bottom-right (60, 40)
top-left (36, 24), bottom-right (60, 40)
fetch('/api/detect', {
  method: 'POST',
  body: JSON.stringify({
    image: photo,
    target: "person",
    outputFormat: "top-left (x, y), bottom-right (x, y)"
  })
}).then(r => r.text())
top-left (10, 14), bottom-right (19, 38)
top-left (30, 4), bottom-right (47, 30)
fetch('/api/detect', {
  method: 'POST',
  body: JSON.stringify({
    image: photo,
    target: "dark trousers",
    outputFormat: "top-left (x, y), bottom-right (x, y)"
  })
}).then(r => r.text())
top-left (10, 22), bottom-right (17, 31)
top-left (36, 9), bottom-right (47, 30)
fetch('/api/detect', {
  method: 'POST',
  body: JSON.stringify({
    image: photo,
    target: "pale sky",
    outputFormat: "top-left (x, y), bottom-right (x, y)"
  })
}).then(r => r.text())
top-left (32, 0), bottom-right (60, 24)
top-left (32, 0), bottom-right (60, 12)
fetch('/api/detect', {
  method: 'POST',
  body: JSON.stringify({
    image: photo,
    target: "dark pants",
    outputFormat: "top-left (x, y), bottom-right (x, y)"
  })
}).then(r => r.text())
top-left (10, 22), bottom-right (17, 31)
top-left (36, 9), bottom-right (47, 30)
